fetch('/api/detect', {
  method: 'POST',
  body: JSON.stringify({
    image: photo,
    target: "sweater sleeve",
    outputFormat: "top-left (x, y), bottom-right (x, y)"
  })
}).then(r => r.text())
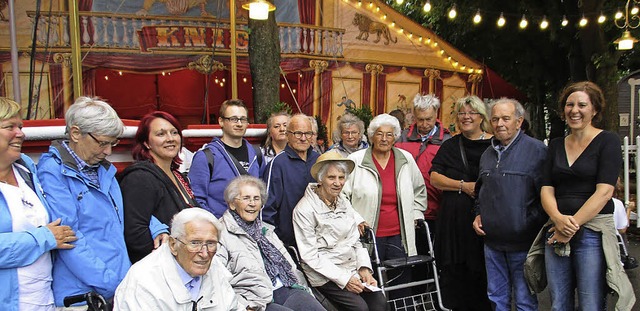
top-left (121, 169), bottom-right (164, 263)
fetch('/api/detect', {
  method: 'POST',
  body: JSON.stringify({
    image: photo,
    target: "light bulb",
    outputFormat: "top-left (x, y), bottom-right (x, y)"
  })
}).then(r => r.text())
top-left (540, 16), bottom-right (549, 30)
top-left (497, 13), bottom-right (506, 27)
top-left (597, 12), bottom-right (606, 24)
top-left (448, 5), bottom-right (457, 19)
top-left (561, 15), bottom-right (568, 27)
top-left (615, 10), bottom-right (624, 20)
top-left (519, 15), bottom-right (528, 29)
top-left (632, 7), bottom-right (639, 15)
top-left (395, 0), bottom-right (403, 5)
top-left (579, 15), bottom-right (587, 27)
top-left (423, 1), bottom-right (431, 12)
top-left (473, 10), bottom-right (482, 24)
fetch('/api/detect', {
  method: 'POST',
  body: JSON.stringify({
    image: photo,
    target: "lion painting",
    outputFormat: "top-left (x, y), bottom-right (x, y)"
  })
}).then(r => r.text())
top-left (352, 12), bottom-right (397, 45)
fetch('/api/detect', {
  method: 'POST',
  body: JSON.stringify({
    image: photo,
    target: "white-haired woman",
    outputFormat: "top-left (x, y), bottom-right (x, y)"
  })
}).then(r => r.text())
top-left (327, 113), bottom-right (368, 157)
top-left (293, 152), bottom-right (387, 311)
top-left (217, 175), bottom-right (324, 311)
top-left (342, 114), bottom-right (427, 261)
top-left (0, 97), bottom-right (77, 311)
top-left (429, 96), bottom-right (493, 310)
top-left (37, 97), bottom-right (162, 307)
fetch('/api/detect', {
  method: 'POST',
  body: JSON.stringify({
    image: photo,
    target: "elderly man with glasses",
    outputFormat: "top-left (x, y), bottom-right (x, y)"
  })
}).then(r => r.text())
top-left (189, 99), bottom-right (265, 218)
top-left (114, 208), bottom-right (241, 310)
top-left (262, 113), bottom-right (320, 248)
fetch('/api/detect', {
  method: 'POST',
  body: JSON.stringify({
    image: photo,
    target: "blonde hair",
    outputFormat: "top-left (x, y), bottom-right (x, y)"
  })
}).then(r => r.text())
top-left (454, 96), bottom-right (492, 134)
top-left (0, 97), bottom-right (22, 120)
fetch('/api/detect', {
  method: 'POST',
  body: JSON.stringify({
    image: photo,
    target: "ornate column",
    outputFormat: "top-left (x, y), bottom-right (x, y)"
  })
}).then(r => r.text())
top-left (424, 69), bottom-right (441, 94)
top-left (309, 60), bottom-right (328, 117)
top-left (188, 55), bottom-right (226, 123)
top-left (468, 73), bottom-right (483, 95)
top-left (53, 53), bottom-right (73, 111)
top-left (365, 63), bottom-right (383, 111)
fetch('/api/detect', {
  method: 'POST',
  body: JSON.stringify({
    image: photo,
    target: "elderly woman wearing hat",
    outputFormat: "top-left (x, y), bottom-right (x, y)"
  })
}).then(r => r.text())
top-left (292, 152), bottom-right (388, 311)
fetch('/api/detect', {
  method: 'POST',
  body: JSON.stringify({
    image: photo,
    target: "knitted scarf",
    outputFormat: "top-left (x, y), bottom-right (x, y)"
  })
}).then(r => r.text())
top-left (230, 211), bottom-right (298, 287)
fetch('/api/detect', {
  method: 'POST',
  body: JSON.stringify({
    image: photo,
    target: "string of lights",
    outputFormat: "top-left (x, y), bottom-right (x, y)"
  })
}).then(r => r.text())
top-left (393, 0), bottom-right (637, 30)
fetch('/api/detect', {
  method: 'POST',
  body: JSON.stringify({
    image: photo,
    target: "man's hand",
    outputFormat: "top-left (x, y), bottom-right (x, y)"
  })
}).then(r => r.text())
top-left (345, 276), bottom-right (364, 294)
top-left (472, 215), bottom-right (485, 236)
top-left (46, 218), bottom-right (77, 250)
top-left (154, 233), bottom-right (170, 249)
top-left (547, 227), bottom-right (572, 245)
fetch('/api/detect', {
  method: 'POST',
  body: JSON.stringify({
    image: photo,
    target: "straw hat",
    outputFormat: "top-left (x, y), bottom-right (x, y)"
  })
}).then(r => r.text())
top-left (310, 152), bottom-right (356, 181)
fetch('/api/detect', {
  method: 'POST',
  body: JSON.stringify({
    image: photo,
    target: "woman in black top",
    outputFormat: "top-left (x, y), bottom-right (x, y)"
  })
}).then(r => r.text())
top-left (120, 111), bottom-right (198, 263)
top-left (541, 81), bottom-right (625, 310)
top-left (430, 96), bottom-right (492, 311)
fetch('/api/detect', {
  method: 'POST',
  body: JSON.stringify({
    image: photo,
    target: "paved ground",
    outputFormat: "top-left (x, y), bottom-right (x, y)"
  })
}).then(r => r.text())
top-left (536, 226), bottom-right (640, 310)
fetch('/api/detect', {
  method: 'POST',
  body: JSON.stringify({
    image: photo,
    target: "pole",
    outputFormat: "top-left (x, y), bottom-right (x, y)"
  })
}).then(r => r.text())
top-left (68, 0), bottom-right (83, 98)
top-left (230, 0), bottom-right (238, 99)
top-left (8, 0), bottom-right (21, 103)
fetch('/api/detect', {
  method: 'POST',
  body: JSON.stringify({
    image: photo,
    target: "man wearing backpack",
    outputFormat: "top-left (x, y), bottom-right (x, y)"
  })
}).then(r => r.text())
top-left (189, 99), bottom-right (263, 218)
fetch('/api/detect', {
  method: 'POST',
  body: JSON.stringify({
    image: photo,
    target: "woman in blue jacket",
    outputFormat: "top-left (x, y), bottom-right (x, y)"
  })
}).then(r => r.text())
top-left (37, 97), bottom-right (167, 307)
top-left (0, 97), bottom-right (77, 311)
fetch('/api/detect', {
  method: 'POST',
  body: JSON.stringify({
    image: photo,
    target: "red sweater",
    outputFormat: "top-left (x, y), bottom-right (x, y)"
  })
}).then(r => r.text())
top-left (373, 152), bottom-right (400, 237)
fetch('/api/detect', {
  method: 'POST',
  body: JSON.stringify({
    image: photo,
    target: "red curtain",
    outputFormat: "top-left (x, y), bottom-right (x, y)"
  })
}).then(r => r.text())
top-left (298, 71), bottom-right (314, 114)
top-left (48, 64), bottom-right (64, 117)
top-left (362, 72), bottom-right (371, 109)
top-left (298, 0), bottom-right (315, 25)
top-left (376, 74), bottom-right (386, 115)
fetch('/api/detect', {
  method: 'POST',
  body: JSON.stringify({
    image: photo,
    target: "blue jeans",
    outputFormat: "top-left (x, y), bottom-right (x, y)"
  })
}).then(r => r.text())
top-left (545, 228), bottom-right (606, 311)
top-left (484, 245), bottom-right (537, 311)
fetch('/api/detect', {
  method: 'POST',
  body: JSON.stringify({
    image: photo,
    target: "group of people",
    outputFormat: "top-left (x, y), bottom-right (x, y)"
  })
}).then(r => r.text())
top-left (0, 79), bottom-right (636, 311)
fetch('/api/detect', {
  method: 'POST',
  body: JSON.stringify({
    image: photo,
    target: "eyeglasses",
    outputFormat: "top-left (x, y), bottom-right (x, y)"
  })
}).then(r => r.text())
top-left (87, 133), bottom-right (119, 148)
top-left (235, 196), bottom-right (262, 204)
top-left (176, 238), bottom-right (218, 253)
top-left (374, 132), bottom-right (395, 139)
top-left (457, 112), bottom-right (481, 118)
top-left (288, 131), bottom-right (314, 139)
top-left (342, 131), bottom-right (360, 137)
top-left (221, 116), bottom-right (249, 124)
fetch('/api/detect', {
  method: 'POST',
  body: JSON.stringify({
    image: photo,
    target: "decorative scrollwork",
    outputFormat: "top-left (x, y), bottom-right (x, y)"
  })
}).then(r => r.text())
top-left (309, 60), bottom-right (328, 74)
top-left (187, 55), bottom-right (225, 74)
top-left (365, 63), bottom-right (383, 75)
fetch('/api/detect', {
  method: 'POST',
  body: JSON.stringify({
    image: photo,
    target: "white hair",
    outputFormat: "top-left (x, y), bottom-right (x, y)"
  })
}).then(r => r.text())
top-left (65, 97), bottom-right (124, 137)
top-left (413, 94), bottom-right (440, 112)
top-left (170, 208), bottom-right (221, 239)
top-left (367, 114), bottom-right (401, 142)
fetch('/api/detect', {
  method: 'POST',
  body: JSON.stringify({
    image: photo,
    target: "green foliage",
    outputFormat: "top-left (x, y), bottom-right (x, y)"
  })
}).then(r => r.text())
top-left (315, 115), bottom-right (328, 148)
top-left (346, 105), bottom-right (374, 132)
top-left (259, 101), bottom-right (293, 122)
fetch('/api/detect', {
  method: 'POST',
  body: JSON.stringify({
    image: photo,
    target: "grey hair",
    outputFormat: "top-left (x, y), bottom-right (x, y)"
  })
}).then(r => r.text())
top-left (332, 113), bottom-right (365, 143)
top-left (413, 94), bottom-right (440, 112)
top-left (317, 161), bottom-right (350, 182)
top-left (170, 208), bottom-right (222, 239)
top-left (307, 116), bottom-right (318, 134)
top-left (223, 175), bottom-right (268, 205)
top-left (454, 96), bottom-right (492, 133)
top-left (65, 97), bottom-right (124, 137)
top-left (367, 114), bottom-right (401, 142)
top-left (490, 97), bottom-right (526, 119)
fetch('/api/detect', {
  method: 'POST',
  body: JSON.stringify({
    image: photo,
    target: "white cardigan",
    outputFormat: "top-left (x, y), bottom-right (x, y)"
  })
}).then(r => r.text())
top-left (342, 147), bottom-right (427, 256)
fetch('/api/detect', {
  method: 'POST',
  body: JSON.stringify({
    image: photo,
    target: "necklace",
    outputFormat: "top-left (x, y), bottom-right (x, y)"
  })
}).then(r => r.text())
top-left (479, 131), bottom-right (486, 140)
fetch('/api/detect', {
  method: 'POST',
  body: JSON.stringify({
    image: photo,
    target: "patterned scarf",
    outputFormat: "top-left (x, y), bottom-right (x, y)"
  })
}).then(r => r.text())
top-left (230, 211), bottom-right (298, 287)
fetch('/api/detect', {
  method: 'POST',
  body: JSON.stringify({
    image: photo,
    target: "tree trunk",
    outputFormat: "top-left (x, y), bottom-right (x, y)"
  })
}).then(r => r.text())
top-left (248, 12), bottom-right (281, 123)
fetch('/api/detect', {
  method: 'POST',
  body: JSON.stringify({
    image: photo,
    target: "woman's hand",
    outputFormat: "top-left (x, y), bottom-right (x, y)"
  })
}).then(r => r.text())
top-left (551, 214), bottom-right (579, 237)
top-left (358, 268), bottom-right (377, 286)
top-left (358, 221), bottom-right (371, 236)
top-left (345, 275), bottom-right (364, 294)
top-left (46, 218), bottom-right (77, 249)
top-left (153, 233), bottom-right (170, 250)
top-left (462, 181), bottom-right (476, 198)
top-left (546, 227), bottom-right (572, 245)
